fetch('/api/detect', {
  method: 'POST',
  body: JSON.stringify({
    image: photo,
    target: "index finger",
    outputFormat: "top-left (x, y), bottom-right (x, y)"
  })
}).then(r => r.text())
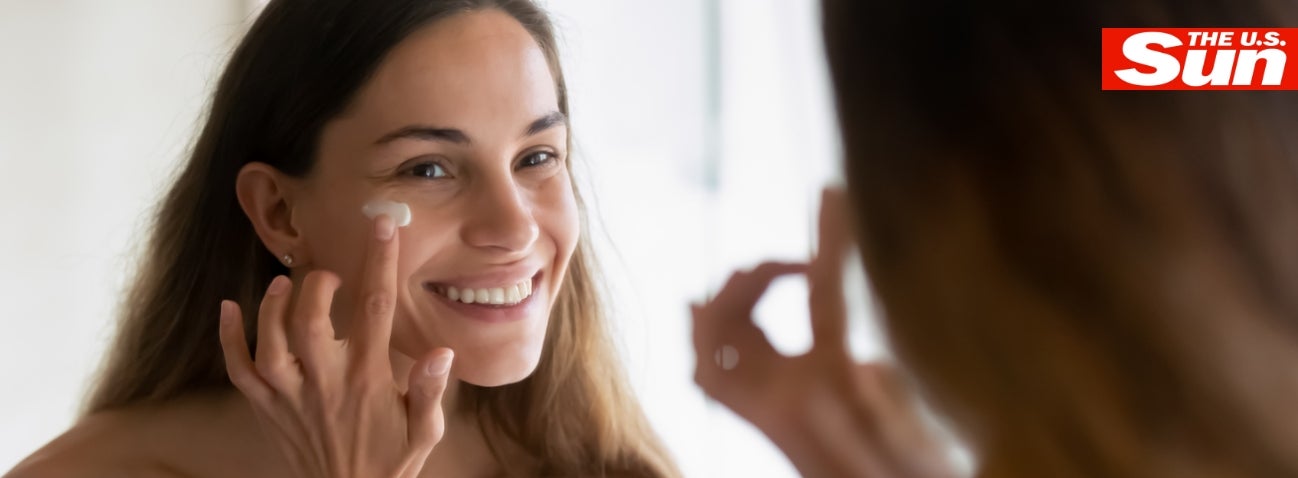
top-left (692, 261), bottom-right (808, 354)
top-left (809, 187), bottom-right (854, 352)
top-left (351, 213), bottom-right (400, 367)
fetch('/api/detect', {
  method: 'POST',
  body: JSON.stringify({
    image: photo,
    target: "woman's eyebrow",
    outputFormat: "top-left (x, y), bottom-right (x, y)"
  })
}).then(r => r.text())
top-left (523, 111), bottom-right (567, 137)
top-left (373, 126), bottom-right (470, 145)
top-left (372, 111), bottom-right (566, 146)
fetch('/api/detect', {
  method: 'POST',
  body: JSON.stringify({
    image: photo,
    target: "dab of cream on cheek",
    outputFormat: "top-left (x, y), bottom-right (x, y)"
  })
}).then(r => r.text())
top-left (361, 200), bottom-right (413, 227)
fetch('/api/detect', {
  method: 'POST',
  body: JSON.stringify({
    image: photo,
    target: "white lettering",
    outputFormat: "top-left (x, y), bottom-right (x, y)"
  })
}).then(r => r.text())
top-left (1115, 32), bottom-right (1182, 86)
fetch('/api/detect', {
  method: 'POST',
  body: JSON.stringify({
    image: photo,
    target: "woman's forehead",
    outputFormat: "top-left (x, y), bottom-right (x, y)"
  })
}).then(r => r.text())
top-left (344, 10), bottom-right (558, 131)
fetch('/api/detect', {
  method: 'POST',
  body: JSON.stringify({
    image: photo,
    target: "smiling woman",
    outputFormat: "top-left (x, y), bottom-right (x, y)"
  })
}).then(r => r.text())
top-left (5, 1), bottom-right (678, 477)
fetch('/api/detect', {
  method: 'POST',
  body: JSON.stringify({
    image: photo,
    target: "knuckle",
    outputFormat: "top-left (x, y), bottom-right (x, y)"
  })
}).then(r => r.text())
top-left (265, 372), bottom-right (299, 393)
top-left (254, 359), bottom-right (277, 378)
top-left (377, 241), bottom-right (398, 260)
top-left (304, 270), bottom-right (340, 290)
top-left (227, 368), bottom-right (255, 390)
top-left (255, 360), bottom-right (295, 388)
top-left (303, 269), bottom-right (326, 284)
top-left (754, 262), bottom-right (782, 277)
top-left (302, 315), bottom-right (334, 340)
top-left (364, 290), bottom-right (394, 318)
top-left (426, 422), bottom-right (446, 447)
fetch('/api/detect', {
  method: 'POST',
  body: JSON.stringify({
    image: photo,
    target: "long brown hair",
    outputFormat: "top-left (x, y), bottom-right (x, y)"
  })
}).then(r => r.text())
top-left (822, 0), bottom-right (1298, 476)
top-left (84, 1), bottom-right (678, 476)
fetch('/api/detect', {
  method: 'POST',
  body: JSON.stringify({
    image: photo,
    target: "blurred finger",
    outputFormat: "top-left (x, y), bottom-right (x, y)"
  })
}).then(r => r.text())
top-left (692, 261), bottom-right (808, 366)
top-left (709, 262), bottom-right (809, 314)
top-left (810, 187), bottom-right (853, 352)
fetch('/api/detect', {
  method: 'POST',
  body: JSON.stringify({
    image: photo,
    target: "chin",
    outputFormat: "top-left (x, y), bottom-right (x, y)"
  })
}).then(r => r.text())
top-left (450, 336), bottom-right (546, 386)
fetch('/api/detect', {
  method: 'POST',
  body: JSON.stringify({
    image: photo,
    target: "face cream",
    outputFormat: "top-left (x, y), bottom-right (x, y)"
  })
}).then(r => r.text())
top-left (361, 200), bottom-right (412, 227)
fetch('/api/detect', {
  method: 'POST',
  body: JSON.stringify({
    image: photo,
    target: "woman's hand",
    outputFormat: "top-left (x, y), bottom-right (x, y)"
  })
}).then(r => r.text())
top-left (691, 189), bottom-right (960, 478)
top-left (218, 214), bottom-right (453, 478)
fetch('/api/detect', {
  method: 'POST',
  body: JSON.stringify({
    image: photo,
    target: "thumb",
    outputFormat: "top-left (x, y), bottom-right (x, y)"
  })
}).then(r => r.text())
top-left (407, 348), bottom-right (454, 450)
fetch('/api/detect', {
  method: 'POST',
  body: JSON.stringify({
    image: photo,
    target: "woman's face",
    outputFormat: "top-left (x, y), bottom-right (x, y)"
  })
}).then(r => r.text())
top-left (290, 10), bottom-right (577, 386)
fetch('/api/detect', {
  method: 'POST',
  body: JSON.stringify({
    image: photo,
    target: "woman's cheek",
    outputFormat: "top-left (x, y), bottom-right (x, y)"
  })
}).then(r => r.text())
top-left (537, 172), bottom-right (580, 255)
top-left (302, 197), bottom-right (371, 276)
top-left (395, 205), bottom-right (460, 266)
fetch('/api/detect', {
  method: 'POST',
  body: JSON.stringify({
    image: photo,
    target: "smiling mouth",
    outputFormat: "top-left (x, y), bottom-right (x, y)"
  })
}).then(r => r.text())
top-left (423, 272), bottom-right (541, 308)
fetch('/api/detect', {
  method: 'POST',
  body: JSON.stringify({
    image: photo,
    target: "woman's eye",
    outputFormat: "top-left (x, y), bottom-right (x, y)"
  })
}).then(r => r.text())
top-left (520, 151), bottom-right (556, 169)
top-left (407, 162), bottom-right (448, 179)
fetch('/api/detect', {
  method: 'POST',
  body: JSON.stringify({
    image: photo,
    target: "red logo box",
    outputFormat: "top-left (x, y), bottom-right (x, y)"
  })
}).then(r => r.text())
top-left (1101, 28), bottom-right (1298, 90)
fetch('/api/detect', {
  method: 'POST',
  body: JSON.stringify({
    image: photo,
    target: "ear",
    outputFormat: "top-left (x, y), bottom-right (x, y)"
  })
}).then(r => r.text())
top-left (236, 162), bottom-right (308, 268)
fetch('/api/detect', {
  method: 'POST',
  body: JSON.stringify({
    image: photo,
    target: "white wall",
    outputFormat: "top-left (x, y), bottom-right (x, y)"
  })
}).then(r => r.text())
top-left (552, 2), bottom-right (880, 477)
top-left (0, 0), bottom-right (247, 469)
top-left (0, 1), bottom-right (877, 476)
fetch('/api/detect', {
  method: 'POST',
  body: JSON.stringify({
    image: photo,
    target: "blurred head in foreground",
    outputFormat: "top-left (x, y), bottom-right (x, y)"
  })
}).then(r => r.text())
top-left (821, 1), bottom-right (1298, 476)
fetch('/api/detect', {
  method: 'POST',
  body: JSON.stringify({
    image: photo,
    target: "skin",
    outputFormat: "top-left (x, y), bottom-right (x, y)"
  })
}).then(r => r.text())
top-left (7, 10), bottom-right (576, 478)
top-left (244, 8), bottom-right (577, 389)
top-left (690, 189), bottom-right (960, 478)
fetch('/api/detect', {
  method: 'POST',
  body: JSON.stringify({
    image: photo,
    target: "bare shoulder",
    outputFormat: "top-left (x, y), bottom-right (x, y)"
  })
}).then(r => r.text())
top-left (5, 409), bottom-right (187, 478)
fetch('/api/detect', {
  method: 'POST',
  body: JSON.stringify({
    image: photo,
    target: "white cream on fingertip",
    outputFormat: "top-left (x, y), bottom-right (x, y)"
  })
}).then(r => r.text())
top-left (361, 200), bottom-right (412, 227)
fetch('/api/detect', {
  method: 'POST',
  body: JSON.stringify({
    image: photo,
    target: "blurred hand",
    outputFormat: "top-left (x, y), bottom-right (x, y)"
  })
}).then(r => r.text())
top-left (218, 214), bottom-right (453, 478)
top-left (691, 188), bottom-right (960, 478)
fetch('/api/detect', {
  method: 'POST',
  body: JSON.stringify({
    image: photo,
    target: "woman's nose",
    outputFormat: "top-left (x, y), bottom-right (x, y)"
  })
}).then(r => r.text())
top-left (459, 176), bottom-right (540, 253)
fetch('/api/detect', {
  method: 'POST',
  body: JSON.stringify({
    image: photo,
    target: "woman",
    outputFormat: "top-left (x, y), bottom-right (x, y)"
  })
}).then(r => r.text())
top-left (8, 1), bottom-right (678, 476)
top-left (694, 0), bottom-right (1298, 477)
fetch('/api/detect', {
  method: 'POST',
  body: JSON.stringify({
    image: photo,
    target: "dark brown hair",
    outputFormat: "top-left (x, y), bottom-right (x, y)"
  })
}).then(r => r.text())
top-left (823, 0), bottom-right (1298, 476)
top-left (84, 1), bottom-right (678, 476)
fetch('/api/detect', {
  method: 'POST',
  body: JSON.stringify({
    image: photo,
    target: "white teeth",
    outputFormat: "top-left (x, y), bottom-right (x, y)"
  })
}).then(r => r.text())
top-left (438, 279), bottom-right (534, 305)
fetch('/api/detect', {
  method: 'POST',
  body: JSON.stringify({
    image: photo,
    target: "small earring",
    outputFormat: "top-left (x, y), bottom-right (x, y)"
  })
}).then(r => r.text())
top-left (281, 254), bottom-right (295, 267)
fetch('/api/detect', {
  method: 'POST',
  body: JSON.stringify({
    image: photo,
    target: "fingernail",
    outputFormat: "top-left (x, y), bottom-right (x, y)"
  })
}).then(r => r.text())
top-left (266, 275), bottom-right (290, 296)
top-left (219, 300), bottom-right (233, 326)
top-left (375, 214), bottom-right (395, 241)
top-left (427, 352), bottom-right (454, 376)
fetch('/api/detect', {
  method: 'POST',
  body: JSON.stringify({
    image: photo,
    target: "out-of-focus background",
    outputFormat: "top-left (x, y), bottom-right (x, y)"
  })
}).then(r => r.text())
top-left (0, 1), bottom-right (896, 475)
